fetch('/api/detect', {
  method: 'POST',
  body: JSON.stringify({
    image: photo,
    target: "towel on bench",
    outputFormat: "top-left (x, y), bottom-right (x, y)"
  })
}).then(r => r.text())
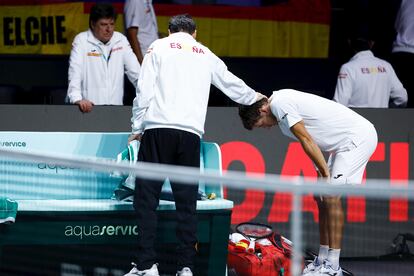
top-left (112, 141), bottom-right (207, 202)
top-left (0, 197), bottom-right (18, 224)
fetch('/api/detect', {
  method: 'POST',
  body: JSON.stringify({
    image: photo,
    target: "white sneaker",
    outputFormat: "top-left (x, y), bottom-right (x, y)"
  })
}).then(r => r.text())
top-left (319, 261), bottom-right (343, 276)
top-left (124, 263), bottom-right (159, 276)
top-left (302, 257), bottom-right (323, 276)
top-left (176, 267), bottom-right (193, 276)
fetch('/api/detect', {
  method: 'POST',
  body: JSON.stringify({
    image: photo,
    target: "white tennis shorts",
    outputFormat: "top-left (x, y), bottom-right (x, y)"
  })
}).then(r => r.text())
top-left (328, 124), bottom-right (378, 185)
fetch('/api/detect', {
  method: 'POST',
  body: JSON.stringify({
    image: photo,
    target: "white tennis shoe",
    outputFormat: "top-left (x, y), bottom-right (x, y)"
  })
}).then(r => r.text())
top-left (302, 257), bottom-right (323, 276)
top-left (176, 267), bottom-right (193, 276)
top-left (124, 263), bottom-right (159, 276)
top-left (318, 261), bottom-right (343, 276)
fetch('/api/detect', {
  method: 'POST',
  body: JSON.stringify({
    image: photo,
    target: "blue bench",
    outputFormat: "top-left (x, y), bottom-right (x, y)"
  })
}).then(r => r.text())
top-left (0, 131), bottom-right (232, 275)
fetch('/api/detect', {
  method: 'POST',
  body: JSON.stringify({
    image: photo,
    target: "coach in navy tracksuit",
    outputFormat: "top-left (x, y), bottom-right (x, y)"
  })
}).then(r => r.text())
top-left (126, 14), bottom-right (264, 276)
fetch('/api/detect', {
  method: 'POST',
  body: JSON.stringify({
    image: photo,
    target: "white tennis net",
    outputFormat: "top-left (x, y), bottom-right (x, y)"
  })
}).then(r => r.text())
top-left (1, 147), bottom-right (413, 275)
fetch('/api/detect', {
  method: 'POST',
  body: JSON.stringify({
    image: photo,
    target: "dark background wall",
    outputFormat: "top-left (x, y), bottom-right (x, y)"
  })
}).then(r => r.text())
top-left (0, 55), bottom-right (339, 105)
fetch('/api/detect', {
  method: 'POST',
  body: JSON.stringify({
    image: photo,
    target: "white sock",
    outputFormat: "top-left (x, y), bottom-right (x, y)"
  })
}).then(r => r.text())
top-left (317, 245), bottom-right (329, 263)
top-left (327, 248), bottom-right (341, 270)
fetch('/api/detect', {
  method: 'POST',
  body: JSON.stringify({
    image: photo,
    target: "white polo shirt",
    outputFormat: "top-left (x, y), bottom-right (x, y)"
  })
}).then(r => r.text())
top-left (271, 89), bottom-right (374, 152)
top-left (124, 0), bottom-right (158, 54)
top-left (333, 50), bottom-right (407, 108)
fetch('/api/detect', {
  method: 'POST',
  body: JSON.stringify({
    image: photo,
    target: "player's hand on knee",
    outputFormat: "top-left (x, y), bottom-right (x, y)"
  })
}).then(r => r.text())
top-left (316, 169), bottom-right (330, 183)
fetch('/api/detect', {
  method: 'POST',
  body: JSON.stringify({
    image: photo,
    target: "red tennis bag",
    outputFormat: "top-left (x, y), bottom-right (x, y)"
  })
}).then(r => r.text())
top-left (227, 223), bottom-right (296, 276)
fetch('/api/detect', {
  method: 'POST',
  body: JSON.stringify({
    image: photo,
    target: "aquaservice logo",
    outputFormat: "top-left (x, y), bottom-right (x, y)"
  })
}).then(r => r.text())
top-left (64, 224), bottom-right (138, 240)
top-left (0, 141), bottom-right (26, 147)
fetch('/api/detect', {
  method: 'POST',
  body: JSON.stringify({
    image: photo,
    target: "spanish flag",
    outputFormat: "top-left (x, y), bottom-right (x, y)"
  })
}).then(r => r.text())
top-left (155, 0), bottom-right (330, 58)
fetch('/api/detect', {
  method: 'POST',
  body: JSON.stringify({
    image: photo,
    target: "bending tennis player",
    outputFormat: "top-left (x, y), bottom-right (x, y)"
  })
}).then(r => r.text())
top-left (239, 89), bottom-right (378, 276)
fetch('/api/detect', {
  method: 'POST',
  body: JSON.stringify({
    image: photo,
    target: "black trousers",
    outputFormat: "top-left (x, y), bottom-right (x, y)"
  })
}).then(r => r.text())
top-left (133, 128), bottom-right (200, 271)
top-left (391, 52), bottom-right (414, 108)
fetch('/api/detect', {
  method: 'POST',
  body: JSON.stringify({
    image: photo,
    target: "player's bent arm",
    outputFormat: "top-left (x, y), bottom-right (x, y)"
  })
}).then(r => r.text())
top-left (290, 121), bottom-right (330, 179)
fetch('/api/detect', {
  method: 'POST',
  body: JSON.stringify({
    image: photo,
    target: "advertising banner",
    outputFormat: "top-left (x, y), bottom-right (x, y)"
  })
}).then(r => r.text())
top-left (1, 2), bottom-right (91, 55)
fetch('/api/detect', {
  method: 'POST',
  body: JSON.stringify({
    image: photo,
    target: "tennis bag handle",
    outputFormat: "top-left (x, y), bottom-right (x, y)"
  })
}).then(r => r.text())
top-left (236, 222), bottom-right (292, 256)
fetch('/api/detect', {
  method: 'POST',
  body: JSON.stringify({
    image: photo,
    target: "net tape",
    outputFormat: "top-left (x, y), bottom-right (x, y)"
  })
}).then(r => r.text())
top-left (0, 147), bottom-right (413, 199)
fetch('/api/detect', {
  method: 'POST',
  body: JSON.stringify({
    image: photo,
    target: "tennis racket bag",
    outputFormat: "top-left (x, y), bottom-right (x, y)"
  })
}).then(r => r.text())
top-left (227, 223), bottom-right (296, 276)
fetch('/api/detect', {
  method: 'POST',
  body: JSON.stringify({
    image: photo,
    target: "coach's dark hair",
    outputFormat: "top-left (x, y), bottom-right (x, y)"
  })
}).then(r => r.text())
top-left (348, 26), bottom-right (372, 52)
top-left (89, 3), bottom-right (117, 29)
top-left (238, 98), bottom-right (267, 130)
top-left (349, 37), bottom-right (372, 52)
top-left (168, 14), bottom-right (196, 35)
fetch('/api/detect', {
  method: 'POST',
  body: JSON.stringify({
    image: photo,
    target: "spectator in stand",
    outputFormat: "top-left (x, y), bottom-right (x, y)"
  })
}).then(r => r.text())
top-left (67, 3), bottom-right (140, 113)
top-left (333, 35), bottom-right (407, 108)
top-left (124, 0), bottom-right (159, 64)
top-left (391, 0), bottom-right (414, 107)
